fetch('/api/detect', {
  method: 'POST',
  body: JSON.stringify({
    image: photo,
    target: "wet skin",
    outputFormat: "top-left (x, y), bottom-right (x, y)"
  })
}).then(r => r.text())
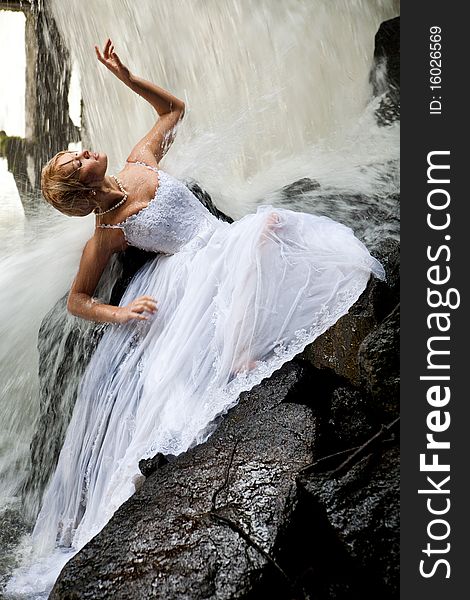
top-left (56, 150), bottom-right (108, 186)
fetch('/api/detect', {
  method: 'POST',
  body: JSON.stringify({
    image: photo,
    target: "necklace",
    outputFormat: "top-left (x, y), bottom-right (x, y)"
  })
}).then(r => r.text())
top-left (94, 175), bottom-right (128, 216)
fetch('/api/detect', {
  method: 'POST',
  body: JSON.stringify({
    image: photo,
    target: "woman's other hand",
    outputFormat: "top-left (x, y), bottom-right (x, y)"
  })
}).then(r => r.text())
top-left (95, 38), bottom-right (130, 82)
top-left (115, 296), bottom-right (158, 323)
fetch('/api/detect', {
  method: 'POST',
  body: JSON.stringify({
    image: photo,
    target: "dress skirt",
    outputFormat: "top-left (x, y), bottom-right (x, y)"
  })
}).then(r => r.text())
top-left (32, 205), bottom-right (385, 553)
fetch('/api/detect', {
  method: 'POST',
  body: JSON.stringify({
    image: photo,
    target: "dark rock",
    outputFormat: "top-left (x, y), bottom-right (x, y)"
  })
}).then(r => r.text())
top-left (326, 386), bottom-right (377, 451)
top-left (138, 452), bottom-right (169, 478)
top-left (303, 285), bottom-right (378, 387)
top-left (0, 506), bottom-right (29, 590)
top-left (108, 246), bottom-right (155, 305)
top-left (50, 363), bottom-right (317, 600)
top-left (374, 17), bottom-right (400, 92)
top-left (359, 303), bottom-right (400, 419)
top-left (299, 444), bottom-right (400, 599)
top-left (281, 177), bottom-right (321, 199)
top-left (371, 17), bottom-right (400, 126)
top-left (186, 181), bottom-right (234, 223)
top-left (369, 237), bottom-right (400, 320)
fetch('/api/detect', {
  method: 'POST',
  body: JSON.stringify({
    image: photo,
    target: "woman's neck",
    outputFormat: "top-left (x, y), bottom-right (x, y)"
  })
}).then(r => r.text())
top-left (95, 175), bottom-right (128, 213)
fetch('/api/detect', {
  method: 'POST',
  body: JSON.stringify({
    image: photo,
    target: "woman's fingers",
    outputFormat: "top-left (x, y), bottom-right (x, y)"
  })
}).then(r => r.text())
top-left (135, 295), bottom-right (157, 305)
top-left (118, 297), bottom-right (158, 324)
top-left (104, 38), bottom-right (112, 58)
top-left (132, 305), bottom-right (156, 314)
top-left (112, 51), bottom-right (122, 66)
top-left (130, 312), bottom-right (148, 321)
top-left (129, 297), bottom-right (158, 314)
top-left (95, 39), bottom-right (112, 65)
top-left (94, 45), bottom-right (104, 62)
top-left (95, 39), bottom-right (129, 78)
top-left (133, 297), bottom-right (157, 306)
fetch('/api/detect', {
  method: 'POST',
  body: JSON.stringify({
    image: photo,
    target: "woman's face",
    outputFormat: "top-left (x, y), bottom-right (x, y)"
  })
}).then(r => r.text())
top-left (56, 149), bottom-right (108, 186)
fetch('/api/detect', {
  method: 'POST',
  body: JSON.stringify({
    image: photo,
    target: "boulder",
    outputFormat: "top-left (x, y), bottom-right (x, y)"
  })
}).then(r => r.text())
top-left (298, 444), bottom-right (399, 599)
top-left (371, 17), bottom-right (400, 126)
top-left (50, 363), bottom-right (317, 600)
top-left (0, 506), bottom-right (29, 591)
top-left (359, 303), bottom-right (400, 419)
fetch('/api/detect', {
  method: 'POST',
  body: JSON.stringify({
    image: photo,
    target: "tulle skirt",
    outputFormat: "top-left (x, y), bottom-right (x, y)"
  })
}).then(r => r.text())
top-left (33, 205), bottom-right (384, 553)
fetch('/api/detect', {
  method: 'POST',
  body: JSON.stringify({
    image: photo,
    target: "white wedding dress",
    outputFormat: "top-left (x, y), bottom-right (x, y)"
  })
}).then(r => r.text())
top-left (31, 162), bottom-right (385, 558)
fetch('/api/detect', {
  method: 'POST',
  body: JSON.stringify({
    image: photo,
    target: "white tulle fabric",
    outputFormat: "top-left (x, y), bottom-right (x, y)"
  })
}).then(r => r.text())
top-left (32, 163), bottom-right (385, 554)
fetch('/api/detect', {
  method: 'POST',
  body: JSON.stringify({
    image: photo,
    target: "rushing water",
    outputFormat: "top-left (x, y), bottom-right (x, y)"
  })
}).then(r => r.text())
top-left (1, 0), bottom-right (399, 597)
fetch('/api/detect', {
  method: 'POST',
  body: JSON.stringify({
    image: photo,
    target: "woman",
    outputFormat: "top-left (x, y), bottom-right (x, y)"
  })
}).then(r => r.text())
top-left (36, 40), bottom-right (385, 554)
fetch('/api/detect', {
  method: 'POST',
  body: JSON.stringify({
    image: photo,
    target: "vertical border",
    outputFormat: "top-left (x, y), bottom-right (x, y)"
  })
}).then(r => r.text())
top-left (401, 3), bottom-right (468, 597)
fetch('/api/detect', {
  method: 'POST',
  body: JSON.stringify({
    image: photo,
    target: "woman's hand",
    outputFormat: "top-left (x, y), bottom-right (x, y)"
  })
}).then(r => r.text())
top-left (95, 38), bottom-right (131, 82)
top-left (114, 296), bottom-right (158, 324)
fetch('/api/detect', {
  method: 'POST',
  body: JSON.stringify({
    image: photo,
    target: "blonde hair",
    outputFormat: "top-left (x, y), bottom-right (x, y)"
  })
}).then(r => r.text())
top-left (41, 150), bottom-right (98, 217)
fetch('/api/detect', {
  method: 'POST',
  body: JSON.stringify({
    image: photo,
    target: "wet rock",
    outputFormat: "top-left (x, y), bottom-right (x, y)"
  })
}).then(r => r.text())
top-left (0, 505), bottom-right (29, 590)
top-left (359, 303), bottom-right (400, 419)
top-left (281, 177), bottom-right (321, 199)
top-left (303, 288), bottom-right (378, 387)
top-left (299, 444), bottom-right (400, 599)
top-left (372, 17), bottom-right (400, 126)
top-left (186, 181), bottom-right (234, 223)
top-left (138, 452), bottom-right (169, 478)
top-left (325, 386), bottom-right (377, 451)
top-left (50, 363), bottom-right (317, 600)
top-left (374, 17), bottom-right (400, 94)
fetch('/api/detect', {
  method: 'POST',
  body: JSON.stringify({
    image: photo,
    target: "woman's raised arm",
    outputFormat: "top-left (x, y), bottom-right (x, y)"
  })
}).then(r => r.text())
top-left (95, 38), bottom-right (185, 166)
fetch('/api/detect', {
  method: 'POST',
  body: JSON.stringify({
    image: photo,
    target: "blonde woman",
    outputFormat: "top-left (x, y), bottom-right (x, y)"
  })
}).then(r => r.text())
top-left (37, 39), bottom-right (385, 555)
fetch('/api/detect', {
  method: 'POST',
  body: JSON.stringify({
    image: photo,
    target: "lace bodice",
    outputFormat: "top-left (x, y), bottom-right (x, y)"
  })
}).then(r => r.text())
top-left (99, 162), bottom-right (220, 254)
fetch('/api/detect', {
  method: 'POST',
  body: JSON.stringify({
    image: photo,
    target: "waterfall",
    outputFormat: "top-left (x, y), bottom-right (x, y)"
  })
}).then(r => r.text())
top-left (51, 0), bottom-right (399, 224)
top-left (1, 1), bottom-right (399, 597)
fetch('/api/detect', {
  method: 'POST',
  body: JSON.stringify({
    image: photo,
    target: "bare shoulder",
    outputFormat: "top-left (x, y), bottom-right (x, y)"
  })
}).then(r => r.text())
top-left (117, 160), bottom-right (161, 202)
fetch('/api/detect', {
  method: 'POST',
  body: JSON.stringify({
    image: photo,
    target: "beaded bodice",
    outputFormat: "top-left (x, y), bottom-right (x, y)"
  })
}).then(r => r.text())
top-left (99, 163), bottom-right (219, 254)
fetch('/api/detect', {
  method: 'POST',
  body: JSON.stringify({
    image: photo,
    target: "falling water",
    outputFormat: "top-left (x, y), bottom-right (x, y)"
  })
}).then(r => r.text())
top-left (1, 0), bottom-right (399, 597)
top-left (52, 0), bottom-right (400, 229)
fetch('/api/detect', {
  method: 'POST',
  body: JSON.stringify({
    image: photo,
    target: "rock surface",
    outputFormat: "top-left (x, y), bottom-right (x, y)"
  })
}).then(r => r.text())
top-left (298, 444), bottom-right (399, 599)
top-left (372, 17), bottom-right (400, 126)
top-left (50, 363), bottom-right (317, 599)
top-left (359, 303), bottom-right (400, 419)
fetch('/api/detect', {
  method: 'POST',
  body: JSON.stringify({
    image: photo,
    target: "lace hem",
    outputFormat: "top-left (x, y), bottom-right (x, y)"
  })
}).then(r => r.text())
top-left (141, 274), bottom-right (371, 459)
